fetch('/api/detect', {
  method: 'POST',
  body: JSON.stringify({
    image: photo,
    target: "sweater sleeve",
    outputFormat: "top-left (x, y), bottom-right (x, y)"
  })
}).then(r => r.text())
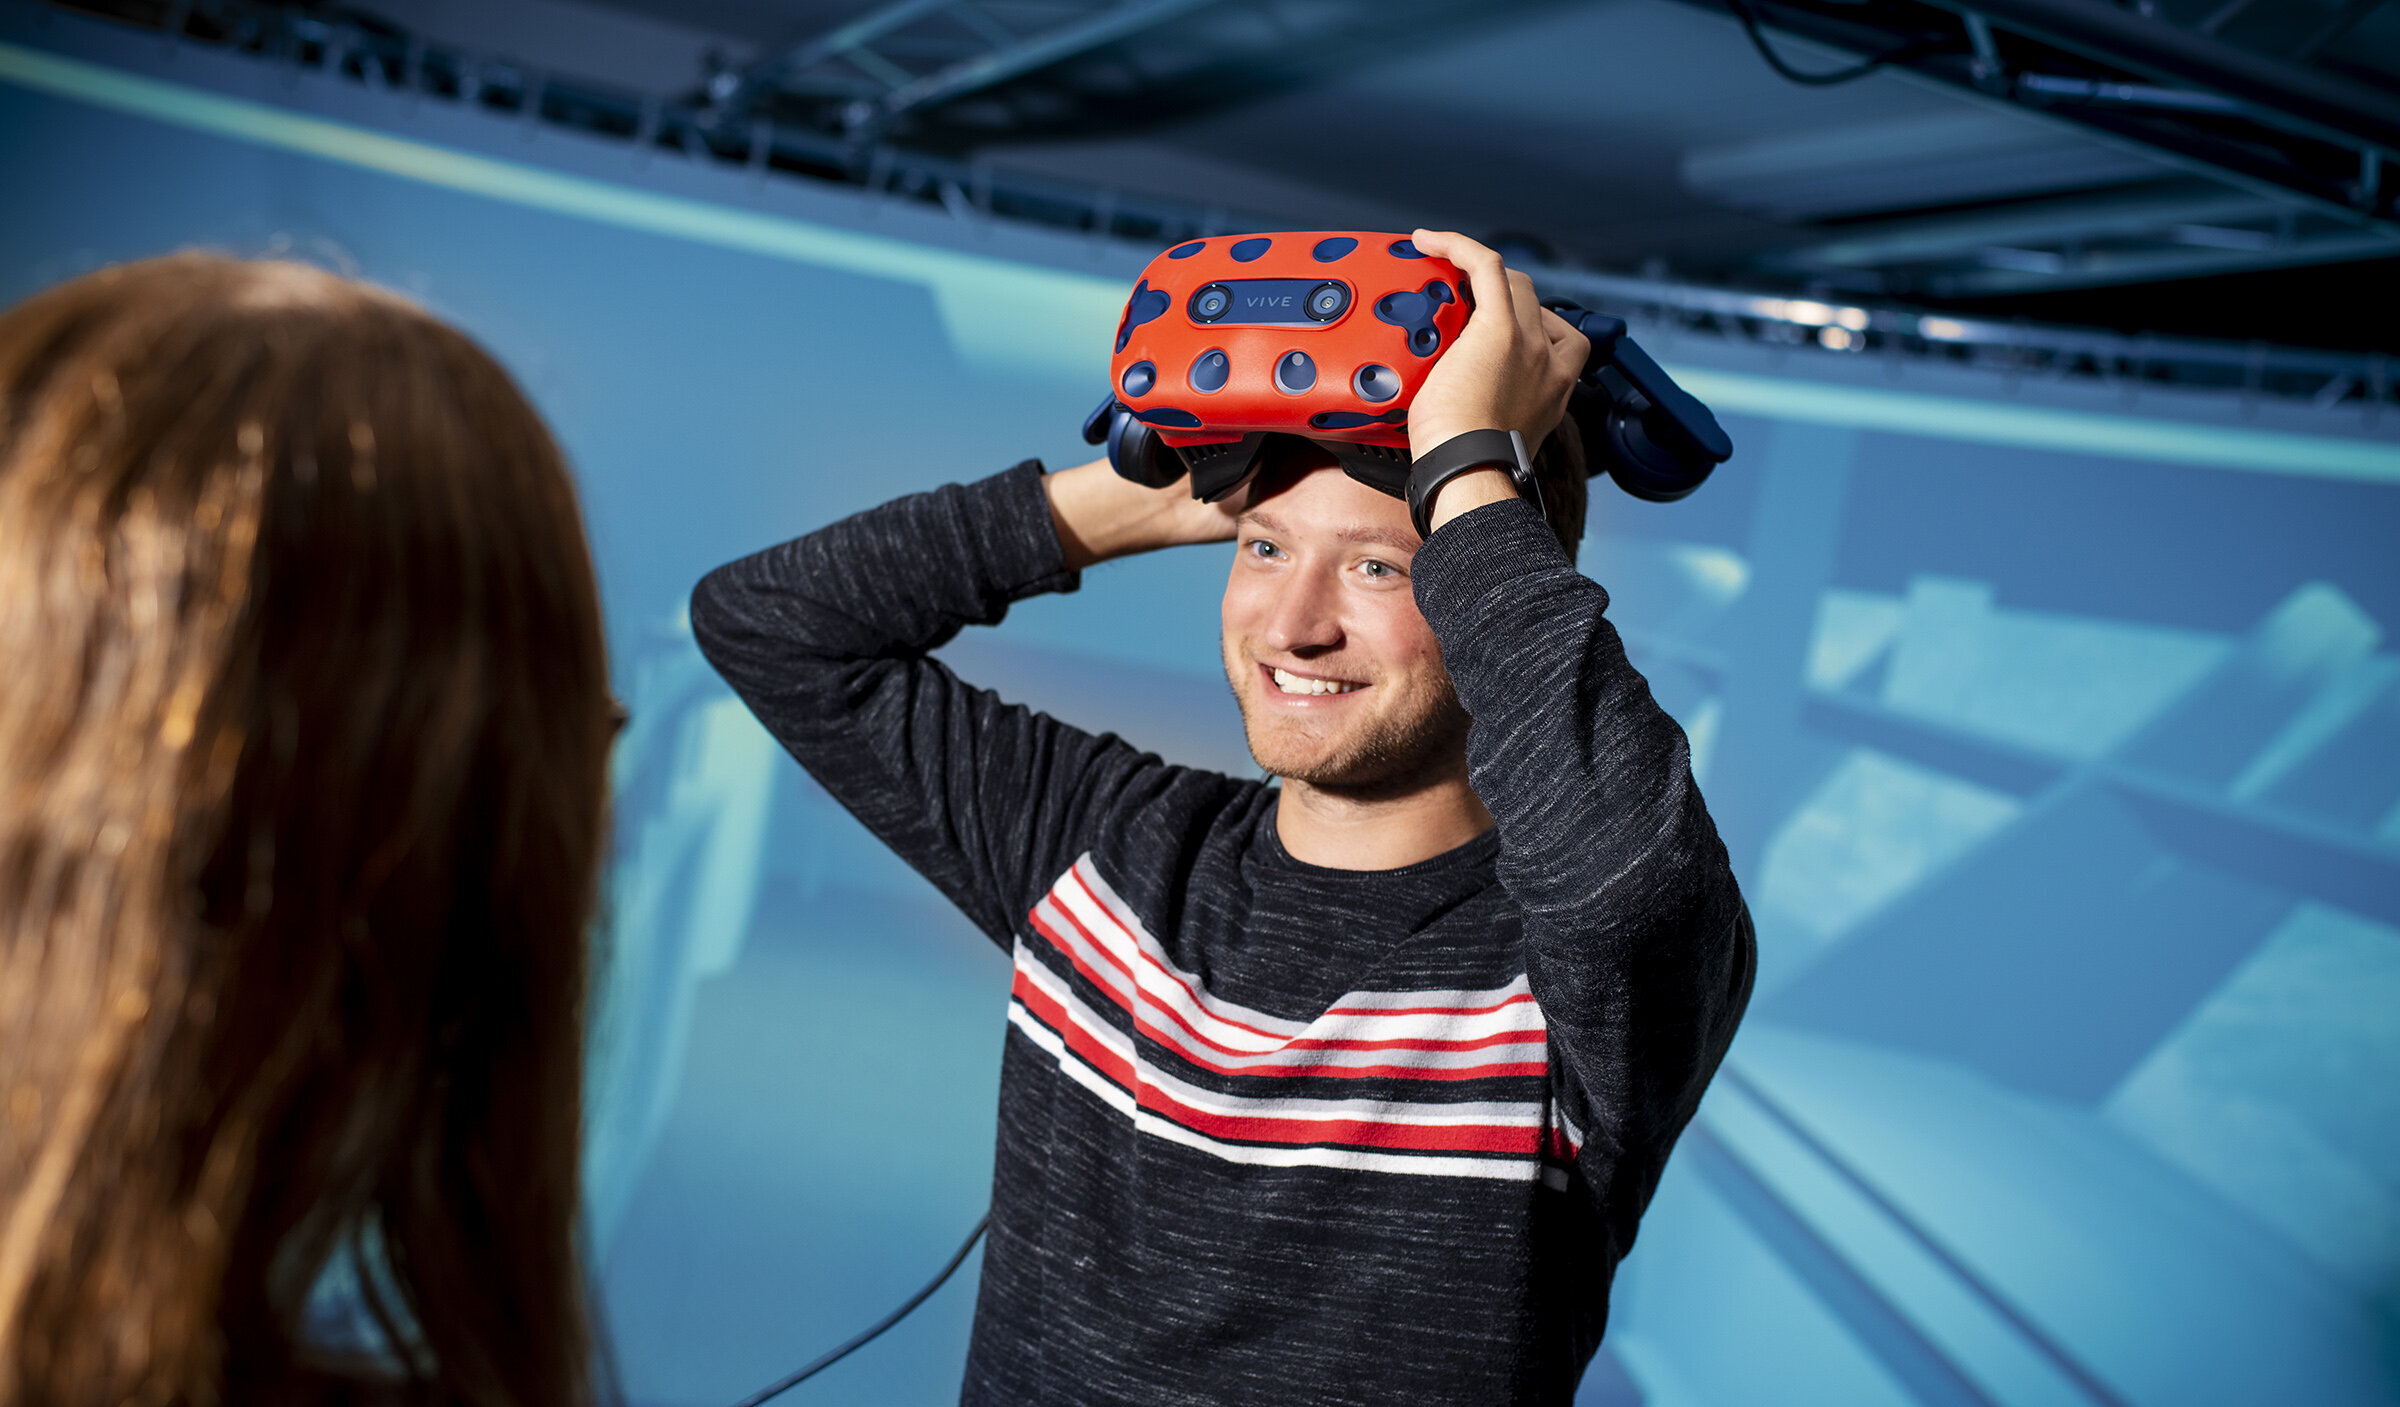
top-left (688, 460), bottom-right (1156, 948)
top-left (1411, 496), bottom-right (1756, 1235)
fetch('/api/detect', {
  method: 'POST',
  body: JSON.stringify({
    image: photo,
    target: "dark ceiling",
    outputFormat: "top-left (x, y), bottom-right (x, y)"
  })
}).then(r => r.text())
top-left (68, 0), bottom-right (2400, 350)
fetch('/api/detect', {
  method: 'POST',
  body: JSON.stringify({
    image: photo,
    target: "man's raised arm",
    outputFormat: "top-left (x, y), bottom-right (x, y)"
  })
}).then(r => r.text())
top-left (1404, 228), bottom-right (1756, 1256)
top-left (1421, 495), bottom-right (1754, 1234)
top-left (691, 462), bottom-right (1160, 944)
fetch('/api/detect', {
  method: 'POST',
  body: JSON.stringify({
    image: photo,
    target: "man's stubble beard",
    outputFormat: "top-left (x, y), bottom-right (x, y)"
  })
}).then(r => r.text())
top-left (1222, 649), bottom-right (1474, 801)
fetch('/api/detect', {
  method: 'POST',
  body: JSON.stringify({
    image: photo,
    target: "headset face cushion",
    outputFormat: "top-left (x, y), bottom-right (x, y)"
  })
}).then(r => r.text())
top-left (1152, 432), bottom-right (1411, 504)
top-left (1324, 443), bottom-right (1410, 499)
top-left (1175, 433), bottom-right (1273, 503)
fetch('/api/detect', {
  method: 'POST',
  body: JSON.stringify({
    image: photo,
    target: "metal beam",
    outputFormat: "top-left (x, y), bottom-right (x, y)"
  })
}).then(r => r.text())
top-left (2290, 0), bottom-right (2392, 60)
top-left (2002, 93), bottom-right (2393, 229)
top-left (725, 0), bottom-right (1227, 133)
top-left (1778, 185), bottom-right (2281, 269)
top-left (1925, 227), bottom-right (2400, 296)
top-left (723, 0), bottom-right (959, 114)
top-left (1529, 264), bottom-right (2391, 404)
top-left (1914, 0), bottom-right (2400, 157)
top-left (34, 0), bottom-right (2399, 407)
top-left (1768, 178), bottom-right (2400, 295)
top-left (873, 0), bottom-right (1226, 123)
top-left (1718, 1), bottom-right (2398, 230)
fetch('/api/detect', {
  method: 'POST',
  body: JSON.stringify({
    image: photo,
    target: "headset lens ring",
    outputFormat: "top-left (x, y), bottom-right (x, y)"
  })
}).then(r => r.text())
top-left (1191, 284), bottom-right (1232, 322)
top-left (1305, 282), bottom-right (1350, 321)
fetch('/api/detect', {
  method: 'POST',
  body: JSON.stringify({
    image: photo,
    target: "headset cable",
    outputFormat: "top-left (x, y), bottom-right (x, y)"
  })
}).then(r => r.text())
top-left (728, 1212), bottom-right (990, 1407)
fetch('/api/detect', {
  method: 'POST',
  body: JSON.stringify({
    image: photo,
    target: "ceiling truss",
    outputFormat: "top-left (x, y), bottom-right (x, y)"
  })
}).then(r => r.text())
top-left (19, 0), bottom-right (2398, 372)
top-left (710, 0), bottom-right (1231, 142)
top-left (30, 0), bottom-right (2391, 413)
top-left (1690, 0), bottom-right (2400, 293)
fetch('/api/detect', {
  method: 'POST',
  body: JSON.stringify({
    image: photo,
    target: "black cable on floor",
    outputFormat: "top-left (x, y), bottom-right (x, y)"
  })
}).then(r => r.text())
top-left (728, 1213), bottom-right (990, 1407)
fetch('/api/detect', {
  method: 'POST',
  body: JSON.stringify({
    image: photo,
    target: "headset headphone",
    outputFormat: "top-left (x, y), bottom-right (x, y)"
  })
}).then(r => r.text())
top-left (1081, 233), bottom-right (1731, 513)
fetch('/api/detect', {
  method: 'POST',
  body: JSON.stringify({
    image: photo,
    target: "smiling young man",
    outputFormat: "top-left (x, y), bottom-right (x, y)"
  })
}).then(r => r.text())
top-left (692, 230), bottom-right (1754, 1406)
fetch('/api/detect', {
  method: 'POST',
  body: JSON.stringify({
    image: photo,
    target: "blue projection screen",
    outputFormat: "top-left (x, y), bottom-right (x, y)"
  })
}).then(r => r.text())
top-left (3, 14), bottom-right (2396, 1406)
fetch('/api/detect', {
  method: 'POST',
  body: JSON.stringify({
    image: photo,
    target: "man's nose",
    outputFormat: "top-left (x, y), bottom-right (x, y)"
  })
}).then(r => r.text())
top-left (1262, 568), bottom-right (1344, 654)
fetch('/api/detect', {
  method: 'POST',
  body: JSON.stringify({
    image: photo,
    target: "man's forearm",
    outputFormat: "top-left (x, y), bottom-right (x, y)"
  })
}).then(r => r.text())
top-left (1414, 497), bottom-right (1753, 1155)
top-left (1042, 457), bottom-right (1240, 569)
top-left (690, 462), bottom-right (1107, 946)
top-left (1417, 498), bottom-right (1736, 929)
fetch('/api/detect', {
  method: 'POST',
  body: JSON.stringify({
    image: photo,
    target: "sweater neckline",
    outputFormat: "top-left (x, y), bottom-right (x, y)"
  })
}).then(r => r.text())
top-left (1250, 796), bottom-right (1500, 880)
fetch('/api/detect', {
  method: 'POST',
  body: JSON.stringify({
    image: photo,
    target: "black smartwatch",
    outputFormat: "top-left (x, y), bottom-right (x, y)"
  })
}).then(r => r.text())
top-left (1405, 428), bottom-right (1536, 539)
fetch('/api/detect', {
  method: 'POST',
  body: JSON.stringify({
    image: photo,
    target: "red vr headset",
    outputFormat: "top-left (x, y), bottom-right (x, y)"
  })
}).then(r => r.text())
top-left (1082, 231), bottom-right (1731, 506)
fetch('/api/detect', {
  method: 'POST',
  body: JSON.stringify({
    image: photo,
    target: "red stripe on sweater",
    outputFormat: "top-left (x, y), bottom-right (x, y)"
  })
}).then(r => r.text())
top-left (1011, 965), bottom-right (1542, 1159)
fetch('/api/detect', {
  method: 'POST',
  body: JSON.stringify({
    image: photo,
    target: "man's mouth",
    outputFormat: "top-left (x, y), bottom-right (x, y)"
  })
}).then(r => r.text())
top-left (1269, 666), bottom-right (1364, 697)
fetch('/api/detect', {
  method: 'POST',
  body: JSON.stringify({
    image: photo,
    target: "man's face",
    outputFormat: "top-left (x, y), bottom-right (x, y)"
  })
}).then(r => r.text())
top-left (1220, 459), bottom-right (1470, 793)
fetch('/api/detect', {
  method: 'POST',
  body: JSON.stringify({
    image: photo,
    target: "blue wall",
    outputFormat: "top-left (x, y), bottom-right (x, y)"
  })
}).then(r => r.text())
top-left (4, 13), bottom-right (2396, 1405)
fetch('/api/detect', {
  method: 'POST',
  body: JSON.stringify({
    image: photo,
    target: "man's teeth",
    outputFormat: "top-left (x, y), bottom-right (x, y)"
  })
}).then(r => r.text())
top-left (1272, 668), bottom-right (1362, 696)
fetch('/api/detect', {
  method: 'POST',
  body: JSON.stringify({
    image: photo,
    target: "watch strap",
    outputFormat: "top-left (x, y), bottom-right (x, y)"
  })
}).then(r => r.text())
top-left (1406, 428), bottom-right (1534, 539)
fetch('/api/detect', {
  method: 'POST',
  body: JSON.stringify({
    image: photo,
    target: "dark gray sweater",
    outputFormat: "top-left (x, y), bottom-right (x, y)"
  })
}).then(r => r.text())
top-left (690, 461), bottom-right (1754, 1406)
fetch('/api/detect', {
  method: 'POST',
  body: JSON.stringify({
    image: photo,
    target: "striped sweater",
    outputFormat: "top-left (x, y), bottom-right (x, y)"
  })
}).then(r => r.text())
top-left (691, 462), bottom-right (1754, 1406)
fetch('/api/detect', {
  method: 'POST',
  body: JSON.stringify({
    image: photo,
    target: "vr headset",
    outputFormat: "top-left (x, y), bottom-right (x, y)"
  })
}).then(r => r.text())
top-left (1082, 231), bottom-right (1733, 507)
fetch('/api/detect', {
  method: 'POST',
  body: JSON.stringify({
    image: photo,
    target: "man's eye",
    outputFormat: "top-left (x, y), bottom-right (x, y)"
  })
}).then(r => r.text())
top-left (1360, 559), bottom-right (1395, 579)
top-left (1246, 539), bottom-right (1281, 559)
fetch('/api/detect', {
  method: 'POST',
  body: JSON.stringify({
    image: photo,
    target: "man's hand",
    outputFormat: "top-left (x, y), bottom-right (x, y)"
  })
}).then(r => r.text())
top-left (1044, 456), bottom-right (1241, 570)
top-left (1402, 229), bottom-right (1588, 532)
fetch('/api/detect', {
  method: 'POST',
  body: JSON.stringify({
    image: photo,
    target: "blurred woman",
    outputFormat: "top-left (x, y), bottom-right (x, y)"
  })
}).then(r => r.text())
top-left (0, 255), bottom-right (615, 1405)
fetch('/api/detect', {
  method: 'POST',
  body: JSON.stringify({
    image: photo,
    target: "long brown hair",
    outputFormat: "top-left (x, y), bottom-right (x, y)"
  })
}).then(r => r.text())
top-left (0, 255), bottom-right (613, 1405)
